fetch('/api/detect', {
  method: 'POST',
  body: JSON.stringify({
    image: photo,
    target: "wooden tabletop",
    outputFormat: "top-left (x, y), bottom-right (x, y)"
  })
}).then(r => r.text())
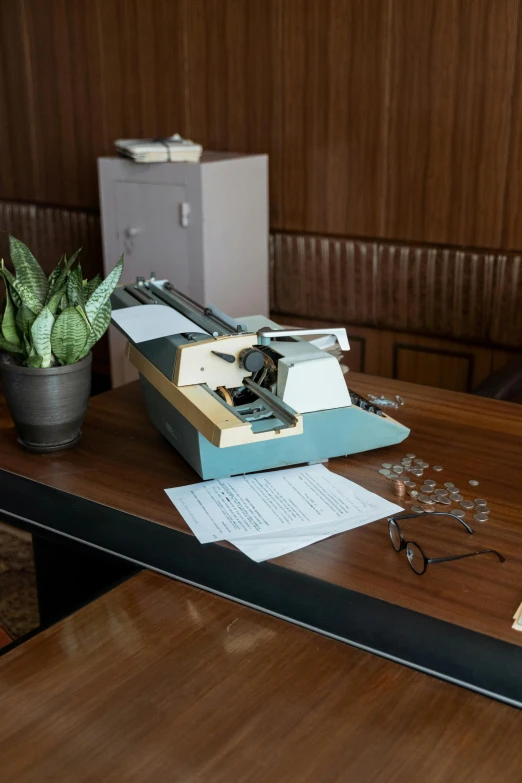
top-left (0, 569), bottom-right (520, 783)
top-left (1, 374), bottom-right (522, 705)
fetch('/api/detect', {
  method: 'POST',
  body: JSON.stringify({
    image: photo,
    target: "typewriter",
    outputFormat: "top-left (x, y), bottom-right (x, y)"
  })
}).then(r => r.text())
top-left (111, 277), bottom-right (409, 479)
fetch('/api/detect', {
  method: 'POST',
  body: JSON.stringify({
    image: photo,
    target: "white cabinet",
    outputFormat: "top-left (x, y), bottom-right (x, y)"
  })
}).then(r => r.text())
top-left (98, 152), bottom-right (269, 387)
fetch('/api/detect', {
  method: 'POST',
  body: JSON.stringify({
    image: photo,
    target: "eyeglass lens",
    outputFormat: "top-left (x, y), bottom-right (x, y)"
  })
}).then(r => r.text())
top-left (406, 542), bottom-right (426, 574)
top-left (389, 520), bottom-right (402, 551)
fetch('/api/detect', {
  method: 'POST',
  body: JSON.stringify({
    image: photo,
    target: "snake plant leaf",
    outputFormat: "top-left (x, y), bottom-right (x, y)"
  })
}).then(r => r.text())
top-left (25, 354), bottom-right (43, 368)
top-left (47, 255), bottom-right (64, 291)
top-left (1, 261), bottom-right (43, 315)
top-left (0, 336), bottom-right (25, 355)
top-left (66, 264), bottom-right (85, 309)
top-left (2, 284), bottom-right (21, 346)
top-left (45, 249), bottom-right (81, 304)
top-left (85, 255), bottom-right (123, 322)
top-left (6, 279), bottom-right (22, 308)
top-left (83, 273), bottom-right (102, 300)
top-left (30, 305), bottom-right (55, 368)
top-left (47, 284), bottom-right (67, 316)
top-left (51, 307), bottom-right (89, 365)
top-left (79, 299), bottom-right (111, 358)
top-left (16, 304), bottom-right (37, 337)
top-left (9, 235), bottom-right (48, 305)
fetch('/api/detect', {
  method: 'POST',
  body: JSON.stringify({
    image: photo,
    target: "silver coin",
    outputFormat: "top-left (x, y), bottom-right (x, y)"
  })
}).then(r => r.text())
top-left (408, 490), bottom-right (419, 498)
top-left (478, 506), bottom-right (490, 514)
top-left (423, 506), bottom-right (435, 513)
top-left (473, 512), bottom-right (489, 523)
top-left (381, 463), bottom-right (392, 469)
top-left (411, 469), bottom-right (424, 476)
top-left (434, 489), bottom-right (448, 496)
top-left (460, 500), bottom-right (475, 510)
top-left (418, 494), bottom-right (435, 505)
top-left (406, 453), bottom-right (416, 459)
top-left (452, 509), bottom-right (465, 518)
top-left (404, 480), bottom-right (416, 488)
top-left (420, 462), bottom-right (429, 469)
top-left (401, 461), bottom-right (412, 467)
top-left (435, 496), bottom-right (451, 505)
top-left (424, 479), bottom-right (436, 487)
top-left (420, 485), bottom-right (434, 494)
top-left (449, 487), bottom-right (460, 493)
top-left (469, 480), bottom-right (479, 487)
top-left (444, 483), bottom-right (455, 489)
top-left (379, 468), bottom-right (391, 475)
top-left (411, 504), bottom-right (425, 513)
top-left (474, 499), bottom-right (487, 506)
top-left (392, 466), bottom-right (404, 474)
top-left (413, 459), bottom-right (423, 465)
top-left (449, 493), bottom-right (463, 502)
top-left (433, 465), bottom-right (443, 472)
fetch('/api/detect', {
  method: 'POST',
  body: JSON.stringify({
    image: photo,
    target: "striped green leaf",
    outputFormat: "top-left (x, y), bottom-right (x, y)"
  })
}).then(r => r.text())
top-left (79, 299), bottom-right (111, 358)
top-left (1, 261), bottom-right (43, 315)
top-left (16, 305), bottom-right (37, 337)
top-left (85, 255), bottom-right (123, 322)
top-left (30, 306), bottom-right (55, 368)
top-left (67, 265), bottom-right (85, 309)
top-left (2, 284), bottom-right (21, 346)
top-left (47, 284), bottom-right (67, 316)
top-left (25, 354), bottom-right (43, 368)
top-left (45, 249), bottom-right (81, 304)
top-left (9, 235), bottom-right (48, 305)
top-left (0, 336), bottom-right (25, 356)
top-left (83, 273), bottom-right (102, 300)
top-left (47, 255), bottom-right (64, 291)
top-left (51, 307), bottom-right (89, 365)
top-left (7, 280), bottom-right (22, 308)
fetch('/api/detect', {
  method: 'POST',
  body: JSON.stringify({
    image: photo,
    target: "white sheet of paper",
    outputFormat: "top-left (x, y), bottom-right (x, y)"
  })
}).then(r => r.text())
top-left (111, 304), bottom-right (209, 343)
top-left (165, 464), bottom-right (402, 546)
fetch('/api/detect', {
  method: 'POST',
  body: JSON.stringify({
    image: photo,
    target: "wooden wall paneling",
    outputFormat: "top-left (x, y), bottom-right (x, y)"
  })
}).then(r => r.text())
top-left (0, 0), bottom-right (38, 201)
top-left (489, 254), bottom-right (522, 347)
top-left (502, 2), bottom-right (522, 250)
top-left (97, 0), bottom-right (186, 152)
top-left (23, 0), bottom-right (107, 208)
top-left (385, 0), bottom-right (518, 248)
top-left (281, 0), bottom-right (388, 235)
top-left (184, 0), bottom-right (282, 226)
top-left (270, 232), bottom-right (497, 344)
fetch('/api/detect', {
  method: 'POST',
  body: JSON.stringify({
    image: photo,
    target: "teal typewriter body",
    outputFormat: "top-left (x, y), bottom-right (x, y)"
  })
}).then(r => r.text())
top-left (111, 279), bottom-right (409, 480)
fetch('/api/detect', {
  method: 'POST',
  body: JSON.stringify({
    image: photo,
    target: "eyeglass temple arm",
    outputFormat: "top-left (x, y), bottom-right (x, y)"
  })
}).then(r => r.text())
top-left (427, 549), bottom-right (505, 565)
top-left (390, 512), bottom-right (474, 535)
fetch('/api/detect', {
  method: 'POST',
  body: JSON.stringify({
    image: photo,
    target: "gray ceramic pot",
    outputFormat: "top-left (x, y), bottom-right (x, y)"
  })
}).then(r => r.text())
top-left (0, 353), bottom-right (92, 453)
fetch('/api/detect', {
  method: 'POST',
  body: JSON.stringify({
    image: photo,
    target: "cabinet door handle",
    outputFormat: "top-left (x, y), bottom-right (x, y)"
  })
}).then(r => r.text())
top-left (124, 226), bottom-right (141, 238)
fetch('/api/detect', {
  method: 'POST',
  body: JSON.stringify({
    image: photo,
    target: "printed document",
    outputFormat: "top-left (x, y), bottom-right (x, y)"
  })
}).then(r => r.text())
top-left (165, 464), bottom-right (402, 560)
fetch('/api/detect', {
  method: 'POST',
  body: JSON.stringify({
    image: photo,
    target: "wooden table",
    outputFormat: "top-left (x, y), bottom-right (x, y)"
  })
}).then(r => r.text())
top-left (1, 374), bottom-right (522, 706)
top-left (1, 569), bottom-right (521, 783)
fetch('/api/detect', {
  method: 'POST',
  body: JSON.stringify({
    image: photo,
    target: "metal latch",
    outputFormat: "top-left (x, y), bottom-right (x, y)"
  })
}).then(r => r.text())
top-left (179, 202), bottom-right (191, 228)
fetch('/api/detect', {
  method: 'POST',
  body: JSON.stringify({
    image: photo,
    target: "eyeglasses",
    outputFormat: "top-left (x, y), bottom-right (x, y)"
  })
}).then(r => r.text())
top-left (388, 512), bottom-right (505, 575)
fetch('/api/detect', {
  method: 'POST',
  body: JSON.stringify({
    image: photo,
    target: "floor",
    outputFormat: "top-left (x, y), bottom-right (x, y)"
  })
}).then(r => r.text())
top-left (0, 524), bottom-right (39, 645)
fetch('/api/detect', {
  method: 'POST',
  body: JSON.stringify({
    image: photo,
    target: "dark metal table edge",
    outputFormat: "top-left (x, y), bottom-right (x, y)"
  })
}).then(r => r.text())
top-left (1, 469), bottom-right (521, 709)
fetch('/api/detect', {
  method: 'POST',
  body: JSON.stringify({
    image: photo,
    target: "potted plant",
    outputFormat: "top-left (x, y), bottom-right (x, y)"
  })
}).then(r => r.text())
top-left (0, 235), bottom-right (123, 452)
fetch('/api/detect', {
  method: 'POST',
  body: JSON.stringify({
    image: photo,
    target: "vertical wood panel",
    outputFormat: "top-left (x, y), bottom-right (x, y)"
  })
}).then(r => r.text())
top-left (97, 0), bottom-right (186, 147)
top-left (281, 0), bottom-right (388, 235)
top-left (385, 0), bottom-right (518, 248)
top-left (24, 0), bottom-right (106, 207)
top-left (502, 3), bottom-right (522, 249)
top-left (184, 0), bottom-right (282, 225)
top-left (0, 0), bottom-right (38, 200)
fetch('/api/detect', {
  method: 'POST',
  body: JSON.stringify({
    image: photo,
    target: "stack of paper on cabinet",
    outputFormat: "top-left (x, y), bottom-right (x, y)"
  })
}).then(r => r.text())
top-left (115, 133), bottom-right (202, 163)
top-left (165, 464), bottom-right (402, 562)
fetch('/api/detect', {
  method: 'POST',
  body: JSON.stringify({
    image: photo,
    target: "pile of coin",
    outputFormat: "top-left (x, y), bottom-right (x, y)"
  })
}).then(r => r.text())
top-left (377, 454), bottom-right (490, 523)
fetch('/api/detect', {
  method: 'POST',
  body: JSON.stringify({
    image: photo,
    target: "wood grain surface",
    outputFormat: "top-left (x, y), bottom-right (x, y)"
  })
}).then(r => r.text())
top-left (0, 569), bottom-right (521, 783)
top-left (3, 0), bottom-right (522, 250)
top-left (0, 375), bottom-right (521, 649)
